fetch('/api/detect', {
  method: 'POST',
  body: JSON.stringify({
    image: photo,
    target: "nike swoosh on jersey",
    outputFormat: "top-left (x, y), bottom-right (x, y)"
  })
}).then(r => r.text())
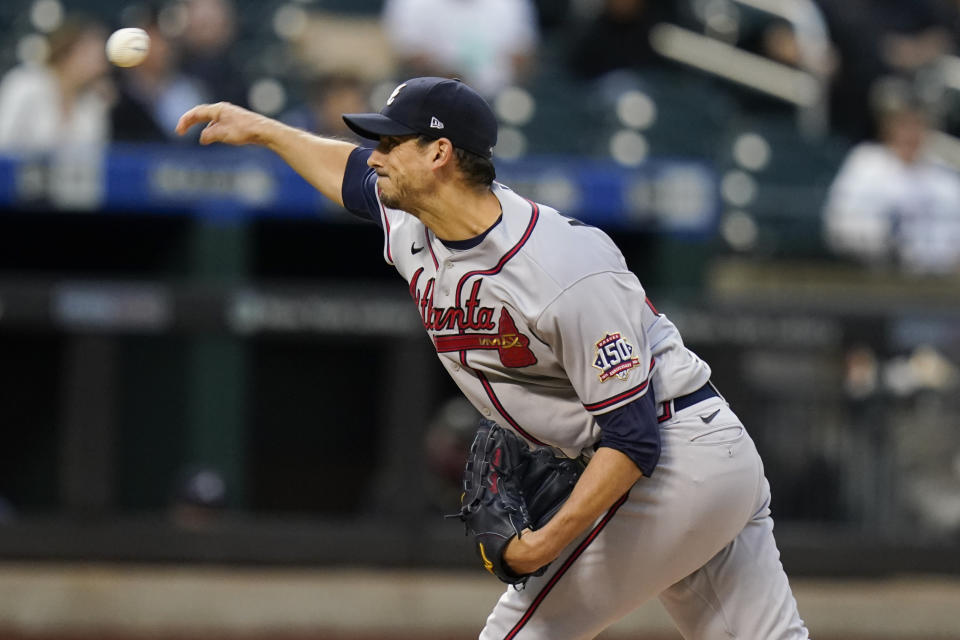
top-left (411, 242), bottom-right (424, 254)
top-left (700, 408), bottom-right (721, 423)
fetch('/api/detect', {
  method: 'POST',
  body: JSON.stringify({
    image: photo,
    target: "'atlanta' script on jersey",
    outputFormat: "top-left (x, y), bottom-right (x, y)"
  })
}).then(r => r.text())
top-left (410, 268), bottom-right (537, 368)
top-left (409, 268), bottom-right (495, 331)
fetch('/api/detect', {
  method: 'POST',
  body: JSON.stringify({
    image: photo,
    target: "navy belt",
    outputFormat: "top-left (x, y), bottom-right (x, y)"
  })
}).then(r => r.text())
top-left (658, 381), bottom-right (721, 423)
top-left (674, 381), bottom-right (720, 412)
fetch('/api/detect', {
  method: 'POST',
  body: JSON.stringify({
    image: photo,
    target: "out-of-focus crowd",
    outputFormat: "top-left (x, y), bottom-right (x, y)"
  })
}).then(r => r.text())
top-left (0, 0), bottom-right (244, 149)
top-left (2, 0), bottom-right (960, 273)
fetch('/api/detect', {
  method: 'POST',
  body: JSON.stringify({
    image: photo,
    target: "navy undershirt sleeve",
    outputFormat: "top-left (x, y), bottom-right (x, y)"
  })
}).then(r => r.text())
top-left (340, 147), bottom-right (382, 227)
top-left (594, 386), bottom-right (661, 477)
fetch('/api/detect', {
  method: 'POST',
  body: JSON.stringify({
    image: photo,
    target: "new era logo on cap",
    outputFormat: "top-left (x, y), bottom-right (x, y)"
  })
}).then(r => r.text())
top-left (342, 77), bottom-right (498, 158)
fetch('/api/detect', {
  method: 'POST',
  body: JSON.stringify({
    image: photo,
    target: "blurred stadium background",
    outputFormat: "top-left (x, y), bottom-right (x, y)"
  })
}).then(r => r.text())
top-left (2, 0), bottom-right (960, 638)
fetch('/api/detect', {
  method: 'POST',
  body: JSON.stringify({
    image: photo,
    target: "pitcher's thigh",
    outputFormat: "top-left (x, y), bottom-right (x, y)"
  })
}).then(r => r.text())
top-left (481, 408), bottom-right (768, 640)
top-left (480, 484), bottom-right (757, 638)
top-left (479, 525), bottom-right (671, 640)
top-left (658, 510), bottom-right (809, 640)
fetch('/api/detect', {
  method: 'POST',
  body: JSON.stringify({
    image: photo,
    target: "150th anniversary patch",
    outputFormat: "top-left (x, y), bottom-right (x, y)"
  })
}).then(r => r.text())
top-left (593, 332), bottom-right (640, 382)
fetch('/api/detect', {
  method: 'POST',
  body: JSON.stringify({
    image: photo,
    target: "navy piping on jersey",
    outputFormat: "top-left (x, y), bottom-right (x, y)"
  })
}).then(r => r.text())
top-left (658, 401), bottom-right (672, 423)
top-left (379, 197), bottom-right (393, 263)
top-left (425, 227), bottom-right (439, 269)
top-left (645, 297), bottom-right (660, 315)
top-left (475, 371), bottom-right (547, 446)
top-left (582, 357), bottom-right (656, 412)
top-left (503, 491), bottom-right (631, 639)
top-left (454, 200), bottom-right (539, 307)
top-left (408, 267), bottom-right (424, 300)
top-left (582, 379), bottom-right (649, 412)
top-left (455, 200), bottom-right (542, 445)
top-left (340, 148), bottom-right (399, 261)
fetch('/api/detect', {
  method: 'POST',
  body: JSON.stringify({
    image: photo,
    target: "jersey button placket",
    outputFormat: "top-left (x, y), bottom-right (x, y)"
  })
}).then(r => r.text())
top-left (442, 260), bottom-right (454, 296)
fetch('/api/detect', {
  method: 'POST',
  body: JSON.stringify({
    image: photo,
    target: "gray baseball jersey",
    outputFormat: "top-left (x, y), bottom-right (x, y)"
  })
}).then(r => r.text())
top-left (346, 147), bottom-right (709, 460)
top-left (342, 148), bottom-right (809, 639)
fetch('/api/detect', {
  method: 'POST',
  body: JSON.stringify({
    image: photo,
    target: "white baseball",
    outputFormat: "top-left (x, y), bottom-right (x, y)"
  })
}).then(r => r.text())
top-left (105, 28), bottom-right (150, 67)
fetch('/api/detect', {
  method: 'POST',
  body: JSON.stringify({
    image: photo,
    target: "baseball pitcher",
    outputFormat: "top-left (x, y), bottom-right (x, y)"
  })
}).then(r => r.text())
top-left (177, 77), bottom-right (810, 639)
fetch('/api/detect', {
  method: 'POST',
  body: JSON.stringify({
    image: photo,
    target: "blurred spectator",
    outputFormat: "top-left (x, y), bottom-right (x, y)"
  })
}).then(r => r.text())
top-left (566, 0), bottom-right (676, 81)
top-left (111, 5), bottom-right (206, 142)
top-left (169, 465), bottom-right (228, 529)
top-left (734, 16), bottom-right (835, 123)
top-left (381, 0), bottom-right (539, 97)
top-left (178, 0), bottom-right (249, 107)
top-left (815, 0), bottom-right (956, 141)
top-left (873, 2), bottom-right (954, 74)
top-left (0, 15), bottom-right (112, 152)
top-left (739, 16), bottom-right (831, 72)
top-left (281, 73), bottom-right (369, 141)
top-left (823, 78), bottom-right (960, 275)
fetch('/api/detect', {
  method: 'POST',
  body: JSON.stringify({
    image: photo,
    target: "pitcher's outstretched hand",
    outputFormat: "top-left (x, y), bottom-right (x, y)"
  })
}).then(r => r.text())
top-left (176, 102), bottom-right (267, 146)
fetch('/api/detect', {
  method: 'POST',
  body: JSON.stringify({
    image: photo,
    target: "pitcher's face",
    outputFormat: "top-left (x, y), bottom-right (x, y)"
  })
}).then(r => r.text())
top-left (368, 135), bottom-right (434, 213)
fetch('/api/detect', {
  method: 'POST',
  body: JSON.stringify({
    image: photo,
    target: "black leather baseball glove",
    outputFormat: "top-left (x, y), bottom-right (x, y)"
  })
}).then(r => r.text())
top-left (450, 419), bottom-right (585, 586)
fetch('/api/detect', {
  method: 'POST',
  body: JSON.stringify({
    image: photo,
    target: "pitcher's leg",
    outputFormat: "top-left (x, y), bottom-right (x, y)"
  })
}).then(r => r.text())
top-left (659, 482), bottom-right (809, 640)
top-left (481, 404), bottom-right (767, 640)
top-left (479, 494), bottom-right (660, 640)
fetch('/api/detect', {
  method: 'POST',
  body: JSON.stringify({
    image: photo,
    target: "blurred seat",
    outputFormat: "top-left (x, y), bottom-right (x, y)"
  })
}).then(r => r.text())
top-left (516, 66), bottom-right (741, 161)
top-left (715, 113), bottom-right (852, 254)
top-left (637, 69), bottom-right (739, 159)
top-left (588, 68), bottom-right (740, 161)
top-left (508, 68), bottom-right (603, 156)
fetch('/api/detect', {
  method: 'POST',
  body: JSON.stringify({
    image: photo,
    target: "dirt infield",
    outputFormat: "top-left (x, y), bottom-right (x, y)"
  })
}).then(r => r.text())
top-left (2, 564), bottom-right (960, 639)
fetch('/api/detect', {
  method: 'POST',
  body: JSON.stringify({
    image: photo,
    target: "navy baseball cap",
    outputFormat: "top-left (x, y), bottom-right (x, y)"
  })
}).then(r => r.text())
top-left (343, 77), bottom-right (498, 158)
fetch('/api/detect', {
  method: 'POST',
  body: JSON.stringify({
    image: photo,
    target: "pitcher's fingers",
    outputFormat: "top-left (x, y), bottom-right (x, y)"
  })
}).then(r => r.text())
top-left (198, 122), bottom-right (222, 145)
top-left (176, 103), bottom-right (218, 135)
